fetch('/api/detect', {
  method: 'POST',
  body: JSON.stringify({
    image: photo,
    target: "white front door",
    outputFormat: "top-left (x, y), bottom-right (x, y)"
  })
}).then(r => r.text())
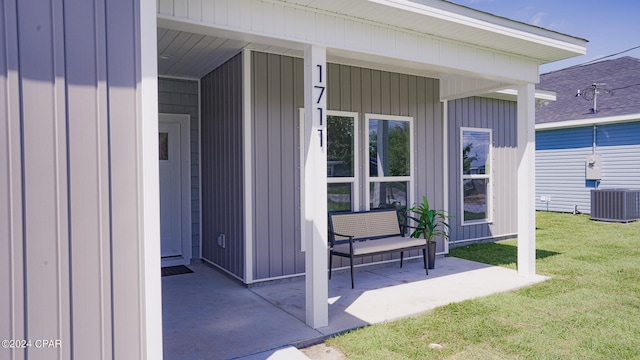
top-left (159, 113), bottom-right (191, 266)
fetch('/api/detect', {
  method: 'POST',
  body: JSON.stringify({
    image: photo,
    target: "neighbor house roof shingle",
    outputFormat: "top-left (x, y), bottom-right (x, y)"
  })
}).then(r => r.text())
top-left (536, 56), bottom-right (640, 124)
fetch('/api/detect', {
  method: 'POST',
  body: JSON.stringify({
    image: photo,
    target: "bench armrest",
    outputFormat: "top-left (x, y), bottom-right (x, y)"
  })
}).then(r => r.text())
top-left (330, 231), bottom-right (353, 239)
top-left (328, 230), bottom-right (353, 248)
top-left (329, 230), bottom-right (353, 249)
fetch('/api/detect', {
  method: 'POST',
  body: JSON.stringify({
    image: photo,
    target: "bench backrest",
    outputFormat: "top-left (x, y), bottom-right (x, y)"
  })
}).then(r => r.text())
top-left (329, 209), bottom-right (402, 242)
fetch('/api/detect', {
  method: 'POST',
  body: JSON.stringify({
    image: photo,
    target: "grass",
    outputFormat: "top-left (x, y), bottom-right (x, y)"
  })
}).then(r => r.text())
top-left (327, 212), bottom-right (640, 359)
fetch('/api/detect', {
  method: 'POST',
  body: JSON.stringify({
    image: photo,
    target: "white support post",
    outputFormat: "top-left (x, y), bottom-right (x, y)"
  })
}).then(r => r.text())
top-left (442, 100), bottom-right (450, 254)
top-left (517, 83), bottom-right (536, 277)
top-left (243, 49), bottom-right (254, 284)
top-left (303, 45), bottom-right (328, 329)
top-left (140, 0), bottom-right (163, 357)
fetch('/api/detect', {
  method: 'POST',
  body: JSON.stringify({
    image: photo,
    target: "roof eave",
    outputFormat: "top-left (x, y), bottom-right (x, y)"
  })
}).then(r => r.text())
top-left (362, 0), bottom-right (588, 62)
top-left (480, 88), bottom-right (557, 102)
top-left (536, 114), bottom-right (640, 130)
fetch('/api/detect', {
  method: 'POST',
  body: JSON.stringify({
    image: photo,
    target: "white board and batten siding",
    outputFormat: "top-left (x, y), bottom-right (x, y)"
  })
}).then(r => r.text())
top-left (536, 121), bottom-right (640, 214)
top-left (447, 97), bottom-right (519, 243)
top-left (1, 0), bottom-right (161, 358)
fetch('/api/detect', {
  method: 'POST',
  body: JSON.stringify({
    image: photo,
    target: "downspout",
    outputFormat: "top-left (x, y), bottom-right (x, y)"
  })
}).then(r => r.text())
top-left (442, 100), bottom-right (449, 254)
top-left (593, 124), bottom-right (597, 154)
top-left (593, 124), bottom-right (599, 188)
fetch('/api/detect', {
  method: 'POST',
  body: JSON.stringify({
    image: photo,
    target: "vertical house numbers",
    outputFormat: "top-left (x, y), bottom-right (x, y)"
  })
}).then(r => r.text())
top-left (314, 64), bottom-right (326, 147)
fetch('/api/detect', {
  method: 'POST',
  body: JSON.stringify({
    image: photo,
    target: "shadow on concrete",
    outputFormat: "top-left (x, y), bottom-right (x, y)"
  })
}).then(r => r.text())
top-left (163, 257), bottom-right (548, 359)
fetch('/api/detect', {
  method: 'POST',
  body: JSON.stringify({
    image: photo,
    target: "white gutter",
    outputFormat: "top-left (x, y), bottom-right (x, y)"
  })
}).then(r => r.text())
top-left (536, 113), bottom-right (640, 130)
top-left (367, 0), bottom-right (587, 55)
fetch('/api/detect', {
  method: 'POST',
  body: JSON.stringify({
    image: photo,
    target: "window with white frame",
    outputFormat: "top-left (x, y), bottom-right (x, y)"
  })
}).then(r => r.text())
top-left (460, 128), bottom-right (492, 224)
top-left (366, 114), bottom-right (413, 212)
top-left (327, 111), bottom-right (359, 212)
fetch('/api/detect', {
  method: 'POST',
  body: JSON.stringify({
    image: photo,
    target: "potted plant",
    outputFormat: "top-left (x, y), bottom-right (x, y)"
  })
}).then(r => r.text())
top-left (407, 196), bottom-right (450, 269)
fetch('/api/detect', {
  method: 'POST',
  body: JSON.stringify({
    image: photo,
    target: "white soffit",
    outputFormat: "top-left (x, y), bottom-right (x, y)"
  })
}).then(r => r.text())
top-left (157, 27), bottom-right (249, 78)
top-left (278, 0), bottom-right (587, 63)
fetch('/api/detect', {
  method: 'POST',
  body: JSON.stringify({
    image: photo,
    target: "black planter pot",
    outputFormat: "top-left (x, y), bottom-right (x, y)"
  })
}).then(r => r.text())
top-left (427, 241), bottom-right (437, 270)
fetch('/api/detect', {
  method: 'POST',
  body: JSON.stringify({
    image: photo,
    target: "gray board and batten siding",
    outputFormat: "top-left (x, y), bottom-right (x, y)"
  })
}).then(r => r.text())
top-left (1, 0), bottom-right (155, 358)
top-left (191, 52), bottom-right (521, 283)
top-left (249, 52), bottom-right (445, 281)
top-left (159, 77), bottom-right (201, 260)
top-left (536, 121), bottom-right (640, 214)
top-left (251, 52), bottom-right (306, 281)
top-left (447, 97), bottom-right (519, 244)
top-left (201, 53), bottom-right (246, 279)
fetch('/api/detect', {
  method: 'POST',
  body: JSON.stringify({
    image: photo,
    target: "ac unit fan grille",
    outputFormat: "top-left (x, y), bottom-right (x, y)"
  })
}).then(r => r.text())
top-left (591, 189), bottom-right (640, 223)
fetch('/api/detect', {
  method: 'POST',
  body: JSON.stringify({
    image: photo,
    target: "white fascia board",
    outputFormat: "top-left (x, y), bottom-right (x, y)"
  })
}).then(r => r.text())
top-left (479, 88), bottom-right (556, 102)
top-left (441, 76), bottom-right (558, 102)
top-left (536, 113), bottom-right (640, 130)
top-left (367, 0), bottom-right (587, 56)
top-left (497, 88), bottom-right (556, 101)
top-left (440, 77), bottom-right (511, 101)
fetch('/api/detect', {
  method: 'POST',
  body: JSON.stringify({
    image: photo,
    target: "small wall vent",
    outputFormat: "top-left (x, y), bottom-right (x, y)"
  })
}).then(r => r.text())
top-left (591, 189), bottom-right (640, 223)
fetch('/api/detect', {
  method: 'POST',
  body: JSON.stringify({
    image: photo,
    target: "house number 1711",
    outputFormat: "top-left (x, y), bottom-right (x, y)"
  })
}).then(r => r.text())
top-left (314, 64), bottom-right (325, 147)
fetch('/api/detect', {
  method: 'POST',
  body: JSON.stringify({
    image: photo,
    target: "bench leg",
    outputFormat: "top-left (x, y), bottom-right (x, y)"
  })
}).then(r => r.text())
top-left (400, 251), bottom-right (404, 268)
top-left (329, 252), bottom-right (333, 280)
top-left (350, 256), bottom-right (355, 289)
top-left (423, 248), bottom-right (428, 275)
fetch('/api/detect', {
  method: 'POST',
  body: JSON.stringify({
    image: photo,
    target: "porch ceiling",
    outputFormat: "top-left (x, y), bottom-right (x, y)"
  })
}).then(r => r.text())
top-left (157, 28), bottom-right (248, 78)
top-left (158, 28), bottom-right (308, 79)
top-left (158, 21), bottom-right (490, 84)
top-left (157, 27), bottom-right (449, 80)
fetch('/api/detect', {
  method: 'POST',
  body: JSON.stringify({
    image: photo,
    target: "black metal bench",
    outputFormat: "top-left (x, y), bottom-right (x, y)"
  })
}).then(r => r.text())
top-left (328, 209), bottom-right (428, 288)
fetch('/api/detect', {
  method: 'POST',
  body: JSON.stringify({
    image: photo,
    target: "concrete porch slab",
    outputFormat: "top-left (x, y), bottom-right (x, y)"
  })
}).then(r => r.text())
top-left (250, 257), bottom-right (547, 337)
top-left (162, 263), bottom-right (322, 360)
top-left (162, 257), bottom-right (547, 359)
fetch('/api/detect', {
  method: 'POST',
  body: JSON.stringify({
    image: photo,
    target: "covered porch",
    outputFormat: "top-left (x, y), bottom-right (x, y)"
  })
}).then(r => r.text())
top-left (0, 0), bottom-right (588, 358)
top-left (162, 257), bottom-right (547, 359)
top-left (155, 0), bottom-right (587, 332)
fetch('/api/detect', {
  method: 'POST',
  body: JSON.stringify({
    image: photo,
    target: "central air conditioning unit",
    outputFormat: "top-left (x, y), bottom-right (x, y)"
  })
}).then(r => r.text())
top-left (591, 189), bottom-right (640, 223)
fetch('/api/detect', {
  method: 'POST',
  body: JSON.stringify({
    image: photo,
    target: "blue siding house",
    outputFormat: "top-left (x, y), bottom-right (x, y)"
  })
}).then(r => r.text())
top-left (536, 57), bottom-right (640, 214)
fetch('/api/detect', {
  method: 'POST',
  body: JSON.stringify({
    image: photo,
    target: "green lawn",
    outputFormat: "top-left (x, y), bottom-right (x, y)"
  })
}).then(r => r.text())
top-left (327, 212), bottom-right (640, 359)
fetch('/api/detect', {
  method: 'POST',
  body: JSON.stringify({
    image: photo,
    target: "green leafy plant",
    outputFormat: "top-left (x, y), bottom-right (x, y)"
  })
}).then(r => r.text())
top-left (407, 196), bottom-right (450, 243)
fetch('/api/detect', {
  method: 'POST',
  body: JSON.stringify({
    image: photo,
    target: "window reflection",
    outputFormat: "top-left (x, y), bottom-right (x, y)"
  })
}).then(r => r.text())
top-left (328, 183), bottom-right (352, 212)
top-left (159, 132), bottom-right (168, 160)
top-left (461, 128), bottom-right (492, 223)
top-left (327, 116), bottom-right (354, 177)
top-left (369, 181), bottom-right (407, 210)
top-left (463, 179), bottom-right (487, 221)
top-left (326, 113), bottom-right (357, 212)
top-left (462, 131), bottom-right (490, 175)
top-left (369, 119), bottom-right (410, 177)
